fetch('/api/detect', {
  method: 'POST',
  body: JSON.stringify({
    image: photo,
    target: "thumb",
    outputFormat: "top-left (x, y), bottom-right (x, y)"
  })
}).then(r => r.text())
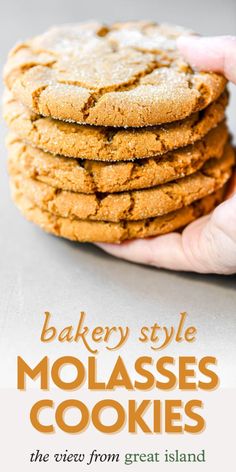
top-left (177, 35), bottom-right (236, 84)
top-left (180, 193), bottom-right (236, 274)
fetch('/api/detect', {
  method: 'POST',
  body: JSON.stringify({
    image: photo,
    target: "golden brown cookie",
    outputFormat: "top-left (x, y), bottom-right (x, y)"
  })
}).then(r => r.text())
top-left (3, 89), bottom-right (228, 160)
top-left (9, 144), bottom-right (234, 222)
top-left (7, 122), bottom-right (229, 194)
top-left (4, 21), bottom-right (226, 127)
top-left (10, 186), bottom-right (227, 243)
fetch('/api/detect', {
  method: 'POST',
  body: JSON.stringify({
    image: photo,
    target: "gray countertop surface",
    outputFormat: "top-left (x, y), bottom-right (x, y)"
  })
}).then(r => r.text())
top-left (0, 0), bottom-right (235, 388)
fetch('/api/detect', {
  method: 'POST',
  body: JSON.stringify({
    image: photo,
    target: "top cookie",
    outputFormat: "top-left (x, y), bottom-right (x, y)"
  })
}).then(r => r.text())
top-left (4, 21), bottom-right (226, 127)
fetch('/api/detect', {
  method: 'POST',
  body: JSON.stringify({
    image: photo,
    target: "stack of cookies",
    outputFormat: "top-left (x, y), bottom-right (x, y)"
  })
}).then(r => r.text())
top-left (3, 22), bottom-right (234, 243)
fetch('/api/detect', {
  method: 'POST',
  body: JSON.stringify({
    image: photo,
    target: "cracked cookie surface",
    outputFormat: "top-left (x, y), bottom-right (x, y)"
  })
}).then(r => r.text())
top-left (10, 188), bottom-right (227, 243)
top-left (4, 21), bottom-right (226, 127)
top-left (9, 144), bottom-right (234, 222)
top-left (7, 122), bottom-right (229, 194)
top-left (3, 89), bottom-right (228, 160)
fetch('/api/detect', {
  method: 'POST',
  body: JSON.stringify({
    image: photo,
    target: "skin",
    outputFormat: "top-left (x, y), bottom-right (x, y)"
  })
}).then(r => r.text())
top-left (96, 36), bottom-right (236, 275)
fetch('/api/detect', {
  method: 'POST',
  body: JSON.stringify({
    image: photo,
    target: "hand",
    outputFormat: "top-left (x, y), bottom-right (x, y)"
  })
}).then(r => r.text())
top-left (96, 36), bottom-right (236, 275)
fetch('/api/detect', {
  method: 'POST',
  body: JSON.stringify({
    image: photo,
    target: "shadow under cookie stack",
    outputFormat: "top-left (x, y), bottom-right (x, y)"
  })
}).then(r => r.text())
top-left (3, 22), bottom-right (235, 243)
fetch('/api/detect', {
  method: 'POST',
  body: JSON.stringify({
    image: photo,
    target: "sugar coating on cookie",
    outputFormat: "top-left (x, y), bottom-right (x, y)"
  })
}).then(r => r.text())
top-left (9, 144), bottom-right (234, 222)
top-left (3, 89), bottom-right (228, 160)
top-left (4, 21), bottom-right (227, 127)
top-left (7, 122), bottom-right (229, 194)
top-left (11, 188), bottom-right (227, 243)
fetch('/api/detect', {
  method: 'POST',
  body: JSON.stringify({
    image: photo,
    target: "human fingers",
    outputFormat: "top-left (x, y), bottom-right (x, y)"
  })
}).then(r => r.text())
top-left (96, 193), bottom-right (236, 274)
top-left (177, 35), bottom-right (236, 83)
